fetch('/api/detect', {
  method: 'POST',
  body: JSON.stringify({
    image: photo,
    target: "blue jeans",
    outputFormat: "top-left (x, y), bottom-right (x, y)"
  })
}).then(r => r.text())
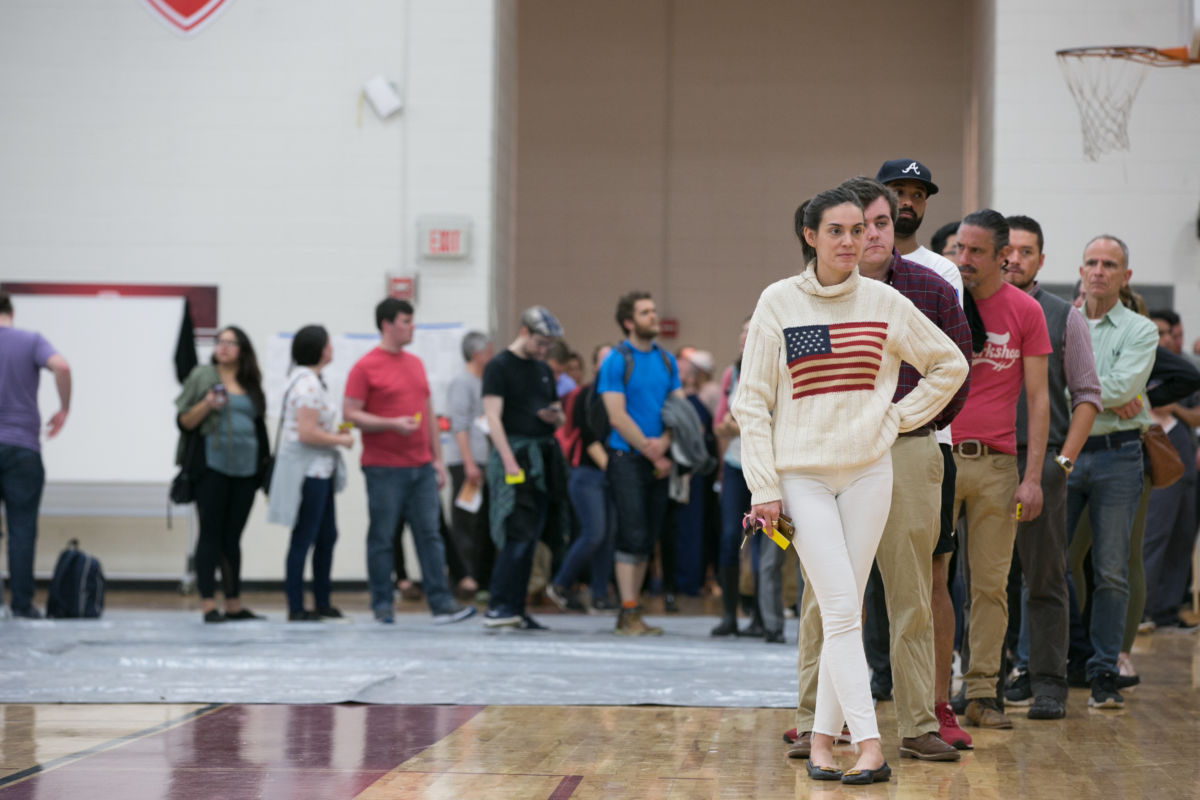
top-left (286, 477), bottom-right (337, 614)
top-left (718, 464), bottom-right (752, 567)
top-left (363, 464), bottom-right (455, 616)
top-left (1066, 440), bottom-right (1144, 678)
top-left (0, 444), bottom-right (45, 613)
top-left (607, 449), bottom-right (669, 564)
top-left (553, 466), bottom-right (615, 602)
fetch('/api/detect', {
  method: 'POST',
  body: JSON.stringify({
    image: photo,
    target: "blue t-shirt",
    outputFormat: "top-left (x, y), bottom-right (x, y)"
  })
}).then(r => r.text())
top-left (596, 342), bottom-right (680, 451)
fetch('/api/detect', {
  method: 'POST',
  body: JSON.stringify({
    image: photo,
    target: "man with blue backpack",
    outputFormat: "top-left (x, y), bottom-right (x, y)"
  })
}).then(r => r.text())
top-left (598, 291), bottom-right (684, 636)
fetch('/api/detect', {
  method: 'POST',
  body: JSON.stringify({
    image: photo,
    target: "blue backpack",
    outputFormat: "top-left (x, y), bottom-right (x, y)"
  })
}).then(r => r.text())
top-left (47, 539), bottom-right (105, 619)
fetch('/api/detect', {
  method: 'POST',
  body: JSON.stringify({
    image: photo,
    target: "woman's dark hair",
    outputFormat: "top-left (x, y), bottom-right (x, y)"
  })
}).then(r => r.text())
top-left (0, 292), bottom-right (12, 316)
top-left (794, 186), bottom-right (863, 263)
top-left (931, 220), bottom-right (961, 256)
top-left (211, 325), bottom-right (265, 415)
top-left (291, 325), bottom-right (329, 368)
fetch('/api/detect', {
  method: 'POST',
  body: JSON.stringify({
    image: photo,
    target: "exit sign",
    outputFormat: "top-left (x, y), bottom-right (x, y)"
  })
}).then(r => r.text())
top-left (418, 216), bottom-right (472, 259)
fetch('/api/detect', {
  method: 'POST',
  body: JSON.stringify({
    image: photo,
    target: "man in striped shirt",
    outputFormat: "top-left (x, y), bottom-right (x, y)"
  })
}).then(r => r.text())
top-left (787, 178), bottom-right (972, 762)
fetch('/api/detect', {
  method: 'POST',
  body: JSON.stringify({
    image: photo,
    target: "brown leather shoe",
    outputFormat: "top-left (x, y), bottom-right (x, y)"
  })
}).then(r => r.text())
top-left (964, 698), bottom-right (1013, 729)
top-left (899, 732), bottom-right (962, 761)
top-left (786, 730), bottom-right (812, 759)
top-left (614, 608), bottom-right (663, 636)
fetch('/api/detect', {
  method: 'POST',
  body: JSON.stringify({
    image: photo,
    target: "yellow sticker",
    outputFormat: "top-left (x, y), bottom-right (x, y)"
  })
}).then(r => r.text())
top-left (505, 469), bottom-right (526, 485)
top-left (414, 412), bottom-right (422, 422)
top-left (767, 528), bottom-right (790, 550)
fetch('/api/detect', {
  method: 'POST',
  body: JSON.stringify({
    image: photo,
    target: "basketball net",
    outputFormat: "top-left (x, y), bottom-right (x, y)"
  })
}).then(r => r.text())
top-left (1057, 46), bottom-right (1191, 160)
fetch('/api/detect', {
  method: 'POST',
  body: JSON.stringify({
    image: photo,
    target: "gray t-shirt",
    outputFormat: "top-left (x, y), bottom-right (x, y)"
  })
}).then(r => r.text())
top-left (445, 369), bottom-right (489, 466)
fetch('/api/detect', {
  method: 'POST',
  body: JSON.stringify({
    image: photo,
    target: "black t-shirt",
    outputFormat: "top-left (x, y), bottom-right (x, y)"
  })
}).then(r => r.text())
top-left (481, 349), bottom-right (557, 438)
top-left (573, 383), bottom-right (602, 469)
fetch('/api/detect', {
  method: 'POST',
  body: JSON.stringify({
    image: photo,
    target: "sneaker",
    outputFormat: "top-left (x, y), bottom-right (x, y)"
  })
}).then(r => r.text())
top-left (899, 732), bottom-right (961, 762)
top-left (433, 606), bottom-right (478, 625)
top-left (614, 607), bottom-right (663, 636)
top-left (12, 606), bottom-right (43, 620)
top-left (1088, 671), bottom-right (1124, 708)
top-left (483, 609), bottom-right (521, 629)
top-left (1136, 619), bottom-right (1157, 634)
top-left (545, 584), bottom-right (585, 612)
top-left (783, 728), bottom-right (800, 745)
top-left (588, 597), bottom-right (619, 615)
top-left (1115, 673), bottom-right (1140, 690)
top-left (764, 630), bottom-right (786, 644)
top-left (1027, 695), bottom-right (1066, 720)
top-left (202, 609), bottom-right (225, 624)
top-left (316, 606), bottom-right (347, 621)
top-left (1004, 670), bottom-right (1033, 706)
top-left (519, 614), bottom-right (549, 631)
top-left (374, 609), bottom-right (394, 624)
top-left (949, 685), bottom-right (968, 715)
top-left (964, 697), bottom-right (1013, 729)
top-left (224, 608), bottom-right (265, 621)
top-left (870, 671), bottom-right (893, 702)
top-left (664, 593), bottom-right (679, 613)
top-left (935, 702), bottom-right (973, 750)
top-left (288, 610), bottom-right (321, 622)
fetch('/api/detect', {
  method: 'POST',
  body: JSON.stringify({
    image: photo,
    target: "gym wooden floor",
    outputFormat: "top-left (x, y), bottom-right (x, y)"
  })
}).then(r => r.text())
top-left (2, 591), bottom-right (1198, 799)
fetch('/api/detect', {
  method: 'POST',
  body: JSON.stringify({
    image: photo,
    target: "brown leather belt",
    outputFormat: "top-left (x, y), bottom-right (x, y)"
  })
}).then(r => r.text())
top-left (952, 440), bottom-right (1004, 457)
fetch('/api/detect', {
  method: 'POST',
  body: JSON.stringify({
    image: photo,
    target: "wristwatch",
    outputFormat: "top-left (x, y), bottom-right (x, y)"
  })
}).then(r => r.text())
top-left (1055, 454), bottom-right (1074, 474)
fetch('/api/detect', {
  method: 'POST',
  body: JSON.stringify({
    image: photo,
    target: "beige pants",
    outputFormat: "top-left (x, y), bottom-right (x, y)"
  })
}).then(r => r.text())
top-left (953, 451), bottom-right (1019, 699)
top-left (794, 434), bottom-right (942, 738)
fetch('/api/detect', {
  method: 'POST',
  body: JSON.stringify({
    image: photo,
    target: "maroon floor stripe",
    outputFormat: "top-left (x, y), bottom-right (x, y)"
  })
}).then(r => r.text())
top-left (548, 774), bottom-right (584, 799)
top-left (0, 704), bottom-right (484, 800)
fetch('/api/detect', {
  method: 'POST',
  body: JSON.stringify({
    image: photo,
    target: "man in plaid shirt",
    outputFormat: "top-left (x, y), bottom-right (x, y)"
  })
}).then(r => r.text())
top-left (788, 177), bottom-right (972, 763)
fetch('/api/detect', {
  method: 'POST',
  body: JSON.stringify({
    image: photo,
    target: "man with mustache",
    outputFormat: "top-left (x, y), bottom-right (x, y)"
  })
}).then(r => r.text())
top-left (950, 210), bottom-right (1051, 730)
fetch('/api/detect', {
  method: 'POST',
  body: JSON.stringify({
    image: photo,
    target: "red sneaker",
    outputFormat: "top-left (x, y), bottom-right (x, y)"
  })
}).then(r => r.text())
top-left (936, 702), bottom-right (973, 750)
top-left (783, 728), bottom-right (798, 744)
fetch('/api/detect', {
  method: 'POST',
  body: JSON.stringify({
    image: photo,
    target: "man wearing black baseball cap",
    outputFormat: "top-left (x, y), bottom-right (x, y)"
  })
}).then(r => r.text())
top-left (874, 157), bottom-right (976, 751)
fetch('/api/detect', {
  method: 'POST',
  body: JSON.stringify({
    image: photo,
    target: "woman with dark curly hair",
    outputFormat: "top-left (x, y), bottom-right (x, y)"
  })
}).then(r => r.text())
top-left (175, 325), bottom-right (270, 623)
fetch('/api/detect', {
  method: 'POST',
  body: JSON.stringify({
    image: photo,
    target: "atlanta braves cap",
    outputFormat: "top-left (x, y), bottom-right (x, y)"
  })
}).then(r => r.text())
top-left (520, 305), bottom-right (564, 338)
top-left (875, 158), bottom-right (940, 196)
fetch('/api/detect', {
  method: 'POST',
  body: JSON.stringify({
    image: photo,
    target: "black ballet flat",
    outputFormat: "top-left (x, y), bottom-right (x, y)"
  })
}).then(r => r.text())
top-left (805, 759), bottom-right (843, 781)
top-left (841, 762), bottom-right (891, 785)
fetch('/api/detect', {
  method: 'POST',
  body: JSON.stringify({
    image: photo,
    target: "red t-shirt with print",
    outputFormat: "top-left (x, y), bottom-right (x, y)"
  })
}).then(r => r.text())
top-left (344, 347), bottom-right (432, 467)
top-left (952, 282), bottom-right (1051, 455)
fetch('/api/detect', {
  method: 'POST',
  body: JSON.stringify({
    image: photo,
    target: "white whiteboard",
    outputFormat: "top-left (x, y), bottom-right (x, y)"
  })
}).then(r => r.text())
top-left (20, 295), bottom-right (186, 483)
top-left (264, 323), bottom-right (466, 419)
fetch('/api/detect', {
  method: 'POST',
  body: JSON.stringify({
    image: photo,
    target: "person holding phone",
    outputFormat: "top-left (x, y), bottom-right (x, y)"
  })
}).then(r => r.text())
top-left (267, 325), bottom-right (355, 621)
top-left (480, 306), bottom-right (570, 630)
top-left (175, 325), bottom-right (271, 623)
top-left (732, 186), bottom-right (967, 783)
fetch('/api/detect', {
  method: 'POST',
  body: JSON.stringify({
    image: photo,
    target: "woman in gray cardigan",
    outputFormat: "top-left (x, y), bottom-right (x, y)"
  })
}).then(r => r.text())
top-left (267, 326), bottom-right (353, 621)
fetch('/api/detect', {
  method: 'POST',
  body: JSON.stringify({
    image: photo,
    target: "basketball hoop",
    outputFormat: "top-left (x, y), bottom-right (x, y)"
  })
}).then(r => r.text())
top-left (1056, 46), bottom-right (1193, 160)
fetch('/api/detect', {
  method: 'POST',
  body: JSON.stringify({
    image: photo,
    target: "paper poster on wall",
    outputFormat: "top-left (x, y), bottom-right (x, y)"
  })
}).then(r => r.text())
top-left (265, 323), bottom-right (466, 421)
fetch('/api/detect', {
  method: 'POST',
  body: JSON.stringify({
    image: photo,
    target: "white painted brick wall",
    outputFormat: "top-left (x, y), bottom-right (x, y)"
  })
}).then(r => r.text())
top-left (992, 0), bottom-right (1200, 337)
top-left (0, 0), bottom-right (500, 582)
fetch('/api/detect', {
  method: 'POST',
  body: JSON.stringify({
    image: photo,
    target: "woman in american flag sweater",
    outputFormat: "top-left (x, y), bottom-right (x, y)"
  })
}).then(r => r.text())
top-left (732, 186), bottom-right (967, 784)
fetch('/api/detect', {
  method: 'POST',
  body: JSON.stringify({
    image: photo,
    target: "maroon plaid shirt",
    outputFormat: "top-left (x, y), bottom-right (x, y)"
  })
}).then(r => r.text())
top-left (885, 250), bottom-right (972, 430)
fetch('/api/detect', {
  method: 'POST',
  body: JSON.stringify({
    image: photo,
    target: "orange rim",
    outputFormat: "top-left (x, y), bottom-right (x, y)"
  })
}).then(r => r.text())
top-left (1055, 45), bottom-right (1195, 66)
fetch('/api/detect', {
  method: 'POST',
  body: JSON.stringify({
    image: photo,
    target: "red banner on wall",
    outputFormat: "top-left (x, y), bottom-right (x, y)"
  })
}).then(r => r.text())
top-left (141, 0), bottom-right (234, 37)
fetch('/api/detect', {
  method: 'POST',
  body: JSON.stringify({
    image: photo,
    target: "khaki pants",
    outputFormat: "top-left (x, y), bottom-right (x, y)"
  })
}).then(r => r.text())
top-left (794, 434), bottom-right (942, 738)
top-left (953, 451), bottom-right (1019, 699)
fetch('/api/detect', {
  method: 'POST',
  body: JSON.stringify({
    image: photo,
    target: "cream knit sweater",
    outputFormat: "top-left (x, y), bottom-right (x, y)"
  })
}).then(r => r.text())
top-left (731, 264), bottom-right (969, 505)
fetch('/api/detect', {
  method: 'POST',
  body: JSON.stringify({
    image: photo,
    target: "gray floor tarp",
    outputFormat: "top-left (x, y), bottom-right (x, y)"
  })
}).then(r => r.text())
top-left (0, 611), bottom-right (801, 707)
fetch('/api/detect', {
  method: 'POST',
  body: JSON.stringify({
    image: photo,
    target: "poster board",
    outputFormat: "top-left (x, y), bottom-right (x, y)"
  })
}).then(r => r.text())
top-left (17, 295), bottom-right (186, 483)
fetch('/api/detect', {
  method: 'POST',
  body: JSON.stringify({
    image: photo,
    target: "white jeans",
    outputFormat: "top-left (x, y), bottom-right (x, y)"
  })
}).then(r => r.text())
top-left (782, 453), bottom-right (892, 743)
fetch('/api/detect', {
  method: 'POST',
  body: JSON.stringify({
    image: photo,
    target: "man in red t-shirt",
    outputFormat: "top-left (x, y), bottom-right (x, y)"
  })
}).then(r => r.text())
top-left (950, 210), bottom-right (1051, 731)
top-left (344, 298), bottom-right (475, 625)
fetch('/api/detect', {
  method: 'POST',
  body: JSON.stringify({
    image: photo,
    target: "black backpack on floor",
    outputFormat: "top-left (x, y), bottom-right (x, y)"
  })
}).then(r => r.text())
top-left (46, 539), bottom-right (105, 619)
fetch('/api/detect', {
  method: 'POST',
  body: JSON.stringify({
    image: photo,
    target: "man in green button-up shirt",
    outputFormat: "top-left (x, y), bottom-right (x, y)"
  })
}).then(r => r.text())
top-left (1067, 234), bottom-right (1158, 711)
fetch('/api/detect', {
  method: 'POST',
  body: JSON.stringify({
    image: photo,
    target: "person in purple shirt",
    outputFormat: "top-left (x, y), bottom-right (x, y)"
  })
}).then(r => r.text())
top-left (0, 292), bottom-right (72, 618)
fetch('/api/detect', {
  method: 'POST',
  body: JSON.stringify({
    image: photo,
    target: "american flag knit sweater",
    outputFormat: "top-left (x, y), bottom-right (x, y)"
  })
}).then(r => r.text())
top-left (731, 262), bottom-right (968, 506)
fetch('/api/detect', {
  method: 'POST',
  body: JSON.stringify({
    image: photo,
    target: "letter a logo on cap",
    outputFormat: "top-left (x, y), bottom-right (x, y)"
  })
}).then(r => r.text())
top-left (901, 161), bottom-right (922, 175)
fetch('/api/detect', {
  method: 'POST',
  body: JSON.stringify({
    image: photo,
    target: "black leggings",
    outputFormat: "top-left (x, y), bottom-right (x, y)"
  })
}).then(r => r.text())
top-left (194, 468), bottom-right (258, 599)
